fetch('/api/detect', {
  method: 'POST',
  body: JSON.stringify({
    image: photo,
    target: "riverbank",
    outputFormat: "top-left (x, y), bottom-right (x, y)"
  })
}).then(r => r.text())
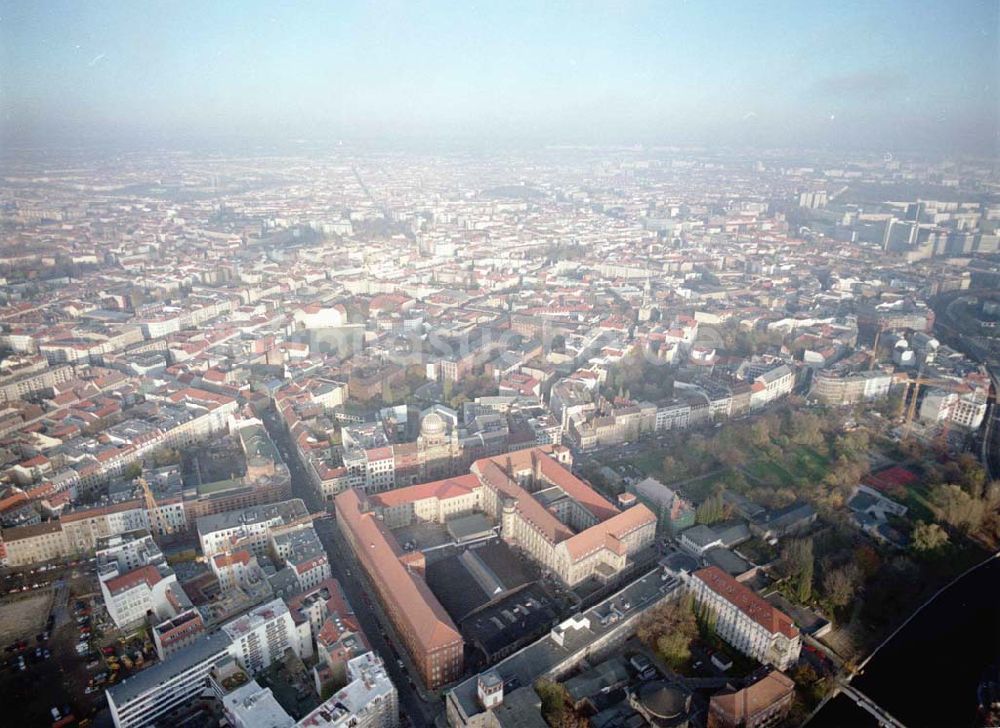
top-left (813, 554), bottom-right (1000, 727)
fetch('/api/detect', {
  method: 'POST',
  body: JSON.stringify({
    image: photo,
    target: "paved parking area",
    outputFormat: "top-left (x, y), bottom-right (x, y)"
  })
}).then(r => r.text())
top-left (392, 520), bottom-right (453, 551)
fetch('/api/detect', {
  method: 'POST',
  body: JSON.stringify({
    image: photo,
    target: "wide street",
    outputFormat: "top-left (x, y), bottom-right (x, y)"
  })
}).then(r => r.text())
top-left (261, 408), bottom-right (441, 727)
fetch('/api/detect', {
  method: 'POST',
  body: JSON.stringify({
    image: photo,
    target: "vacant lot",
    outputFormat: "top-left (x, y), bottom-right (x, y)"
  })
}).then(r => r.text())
top-left (0, 591), bottom-right (53, 644)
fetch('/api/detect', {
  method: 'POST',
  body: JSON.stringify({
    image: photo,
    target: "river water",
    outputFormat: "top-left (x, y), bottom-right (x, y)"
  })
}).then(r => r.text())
top-left (811, 555), bottom-right (1000, 727)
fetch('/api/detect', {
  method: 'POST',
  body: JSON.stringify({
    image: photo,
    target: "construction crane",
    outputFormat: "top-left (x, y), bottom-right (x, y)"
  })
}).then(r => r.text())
top-left (267, 511), bottom-right (324, 536)
top-left (137, 477), bottom-right (165, 537)
top-left (870, 321), bottom-right (888, 371)
top-left (901, 373), bottom-right (967, 441)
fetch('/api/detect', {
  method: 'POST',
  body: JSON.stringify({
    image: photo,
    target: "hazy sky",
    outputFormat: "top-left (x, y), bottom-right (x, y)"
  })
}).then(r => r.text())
top-left (2, 0), bottom-right (998, 152)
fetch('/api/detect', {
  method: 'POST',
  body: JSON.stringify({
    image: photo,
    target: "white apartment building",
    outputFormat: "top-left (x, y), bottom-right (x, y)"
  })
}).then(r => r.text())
top-left (299, 652), bottom-right (398, 728)
top-left (109, 599), bottom-right (309, 728)
top-left (96, 529), bottom-right (164, 575)
top-left (363, 447), bottom-right (396, 494)
top-left (0, 361), bottom-right (75, 402)
top-left (0, 521), bottom-right (69, 566)
top-left (292, 553), bottom-right (331, 593)
top-left (95, 527), bottom-right (194, 632)
top-left (211, 549), bottom-right (258, 593)
top-left (920, 388), bottom-right (988, 430)
top-left (218, 651), bottom-right (397, 728)
top-left (222, 679), bottom-right (296, 728)
top-left (749, 365), bottom-right (794, 410)
top-left (271, 526), bottom-right (332, 593)
top-left (108, 631), bottom-right (233, 728)
top-left (100, 563), bottom-right (183, 630)
top-left (149, 497), bottom-right (187, 535)
top-left (223, 599), bottom-right (302, 675)
top-left (138, 315), bottom-right (182, 339)
top-left (655, 401), bottom-right (691, 431)
top-left (684, 566), bottom-right (801, 671)
top-left (63, 501), bottom-right (151, 555)
top-left (197, 499), bottom-right (309, 558)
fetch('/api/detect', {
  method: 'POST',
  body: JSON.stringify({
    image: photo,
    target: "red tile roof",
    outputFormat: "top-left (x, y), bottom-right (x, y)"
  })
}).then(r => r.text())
top-left (710, 670), bottom-right (795, 722)
top-left (533, 450), bottom-right (618, 520)
top-left (370, 473), bottom-right (479, 509)
top-left (693, 567), bottom-right (798, 639)
top-left (563, 505), bottom-right (656, 560)
top-left (366, 446), bottom-right (393, 462)
top-left (474, 459), bottom-right (572, 545)
top-left (0, 492), bottom-right (29, 513)
top-left (213, 550), bottom-right (251, 568)
top-left (471, 447), bottom-right (632, 549)
top-left (334, 488), bottom-right (461, 655)
top-left (104, 564), bottom-right (162, 596)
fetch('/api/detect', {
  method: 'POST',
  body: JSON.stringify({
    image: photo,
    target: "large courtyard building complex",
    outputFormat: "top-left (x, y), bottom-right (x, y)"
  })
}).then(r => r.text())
top-left (336, 486), bottom-right (464, 690)
top-left (337, 445), bottom-right (656, 690)
top-left (468, 447), bottom-right (656, 587)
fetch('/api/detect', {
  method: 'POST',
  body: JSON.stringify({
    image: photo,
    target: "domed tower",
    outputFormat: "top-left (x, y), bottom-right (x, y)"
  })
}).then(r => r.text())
top-left (419, 411), bottom-right (447, 447)
top-left (418, 410), bottom-right (455, 480)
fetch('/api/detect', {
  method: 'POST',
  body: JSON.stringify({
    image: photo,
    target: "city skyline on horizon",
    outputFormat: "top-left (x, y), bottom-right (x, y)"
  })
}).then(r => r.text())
top-left (1, 0), bottom-right (998, 154)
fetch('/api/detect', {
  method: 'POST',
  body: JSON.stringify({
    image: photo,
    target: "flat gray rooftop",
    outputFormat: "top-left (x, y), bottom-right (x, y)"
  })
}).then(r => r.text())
top-left (196, 499), bottom-right (307, 536)
top-left (107, 630), bottom-right (232, 706)
top-left (449, 568), bottom-right (679, 718)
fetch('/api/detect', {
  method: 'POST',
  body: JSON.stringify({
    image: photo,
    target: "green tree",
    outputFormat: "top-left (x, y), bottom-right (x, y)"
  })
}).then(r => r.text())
top-left (695, 492), bottom-right (726, 525)
top-left (535, 678), bottom-right (567, 723)
top-left (853, 543), bottom-right (881, 579)
top-left (534, 679), bottom-right (586, 728)
top-left (834, 429), bottom-right (870, 458)
top-left (661, 455), bottom-right (687, 481)
top-left (151, 448), bottom-right (181, 467)
top-left (822, 563), bottom-right (860, 608)
top-left (404, 364), bottom-right (427, 386)
top-left (782, 538), bottom-right (814, 602)
top-left (637, 595), bottom-right (699, 669)
top-left (787, 411), bottom-right (825, 447)
top-left (911, 521), bottom-right (949, 552)
top-left (823, 454), bottom-right (869, 492)
top-left (791, 663), bottom-right (830, 704)
top-left (750, 418), bottom-right (772, 446)
top-left (656, 631), bottom-right (694, 669)
top-left (930, 484), bottom-right (986, 533)
top-left (955, 453), bottom-right (988, 497)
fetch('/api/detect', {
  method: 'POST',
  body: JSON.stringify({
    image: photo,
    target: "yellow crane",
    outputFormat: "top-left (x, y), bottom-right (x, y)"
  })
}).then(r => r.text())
top-left (901, 373), bottom-right (965, 441)
top-left (137, 477), bottom-right (166, 537)
top-left (870, 321), bottom-right (888, 371)
top-left (267, 511), bottom-right (323, 536)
